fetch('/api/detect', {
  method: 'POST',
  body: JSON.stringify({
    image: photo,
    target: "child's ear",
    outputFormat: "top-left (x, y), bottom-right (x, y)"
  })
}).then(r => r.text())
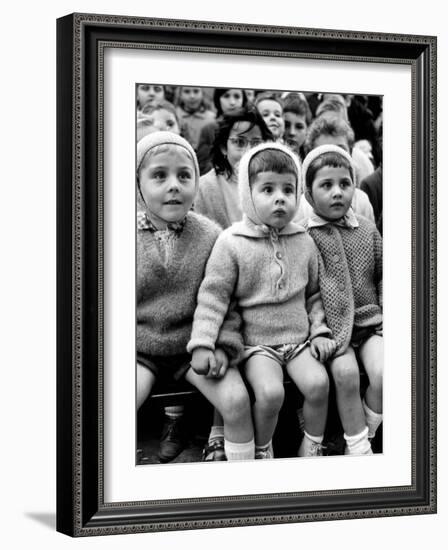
top-left (304, 186), bottom-right (315, 208)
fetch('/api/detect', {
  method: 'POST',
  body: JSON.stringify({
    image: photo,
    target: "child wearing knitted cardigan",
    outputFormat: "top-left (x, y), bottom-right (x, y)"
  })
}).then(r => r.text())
top-left (302, 144), bottom-right (383, 455)
top-left (137, 131), bottom-right (255, 462)
top-left (189, 142), bottom-right (336, 458)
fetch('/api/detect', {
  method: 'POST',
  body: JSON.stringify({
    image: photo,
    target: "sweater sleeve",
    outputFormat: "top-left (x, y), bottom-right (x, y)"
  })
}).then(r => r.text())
top-left (306, 245), bottom-right (332, 340)
top-left (215, 301), bottom-right (244, 365)
top-left (187, 234), bottom-right (239, 354)
top-left (373, 227), bottom-right (383, 309)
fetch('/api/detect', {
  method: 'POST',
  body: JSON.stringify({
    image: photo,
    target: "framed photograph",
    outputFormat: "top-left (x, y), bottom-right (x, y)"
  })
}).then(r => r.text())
top-left (56, 13), bottom-right (437, 536)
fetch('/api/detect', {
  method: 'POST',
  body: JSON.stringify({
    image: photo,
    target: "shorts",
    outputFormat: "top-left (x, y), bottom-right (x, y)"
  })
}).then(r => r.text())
top-left (242, 341), bottom-right (309, 368)
top-left (351, 325), bottom-right (383, 349)
top-left (136, 351), bottom-right (191, 382)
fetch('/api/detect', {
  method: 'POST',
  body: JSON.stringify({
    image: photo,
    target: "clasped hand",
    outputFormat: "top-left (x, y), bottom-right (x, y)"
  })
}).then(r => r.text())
top-left (191, 347), bottom-right (229, 378)
top-left (310, 336), bottom-right (337, 362)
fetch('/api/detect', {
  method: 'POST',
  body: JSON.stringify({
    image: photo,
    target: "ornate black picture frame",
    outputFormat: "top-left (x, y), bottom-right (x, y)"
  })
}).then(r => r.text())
top-left (56, 13), bottom-right (437, 536)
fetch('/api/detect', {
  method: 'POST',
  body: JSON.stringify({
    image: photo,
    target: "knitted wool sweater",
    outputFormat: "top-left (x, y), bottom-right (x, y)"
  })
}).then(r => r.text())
top-left (188, 141), bottom-right (331, 353)
top-left (187, 218), bottom-right (331, 351)
top-left (137, 211), bottom-right (243, 361)
top-left (194, 169), bottom-right (242, 229)
top-left (305, 213), bottom-right (383, 356)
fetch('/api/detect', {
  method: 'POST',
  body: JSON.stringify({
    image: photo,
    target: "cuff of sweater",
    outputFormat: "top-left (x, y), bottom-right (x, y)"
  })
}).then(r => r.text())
top-left (186, 338), bottom-right (215, 355)
top-left (216, 331), bottom-right (244, 365)
top-left (309, 327), bottom-right (333, 341)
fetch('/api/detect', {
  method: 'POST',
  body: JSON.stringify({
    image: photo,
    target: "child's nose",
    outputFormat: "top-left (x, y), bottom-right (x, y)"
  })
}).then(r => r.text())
top-left (274, 193), bottom-right (285, 203)
top-left (167, 175), bottom-right (180, 190)
top-left (332, 185), bottom-right (343, 196)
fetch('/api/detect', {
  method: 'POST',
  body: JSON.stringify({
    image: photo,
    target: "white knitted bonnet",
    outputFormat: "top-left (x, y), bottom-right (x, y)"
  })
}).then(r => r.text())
top-left (136, 131), bottom-right (200, 193)
top-left (237, 141), bottom-right (302, 225)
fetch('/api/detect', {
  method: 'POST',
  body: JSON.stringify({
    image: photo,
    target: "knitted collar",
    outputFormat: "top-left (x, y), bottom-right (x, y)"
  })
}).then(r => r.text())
top-left (231, 214), bottom-right (306, 238)
top-left (237, 142), bottom-right (302, 226)
top-left (307, 208), bottom-right (359, 229)
top-left (137, 211), bottom-right (186, 234)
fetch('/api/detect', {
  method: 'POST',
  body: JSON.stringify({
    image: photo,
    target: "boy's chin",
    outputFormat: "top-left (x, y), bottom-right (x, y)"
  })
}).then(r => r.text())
top-left (266, 217), bottom-right (294, 230)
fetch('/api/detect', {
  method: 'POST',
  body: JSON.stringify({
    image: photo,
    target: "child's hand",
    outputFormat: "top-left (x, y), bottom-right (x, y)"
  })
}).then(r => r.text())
top-left (211, 348), bottom-right (229, 379)
top-left (310, 337), bottom-right (337, 363)
top-left (191, 347), bottom-right (216, 376)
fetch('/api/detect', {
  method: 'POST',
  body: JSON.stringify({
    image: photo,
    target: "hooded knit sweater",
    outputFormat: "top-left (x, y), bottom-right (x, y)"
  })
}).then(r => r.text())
top-left (188, 142), bottom-right (331, 353)
top-left (306, 215), bottom-right (382, 356)
top-left (137, 210), bottom-right (243, 361)
top-left (301, 144), bottom-right (383, 356)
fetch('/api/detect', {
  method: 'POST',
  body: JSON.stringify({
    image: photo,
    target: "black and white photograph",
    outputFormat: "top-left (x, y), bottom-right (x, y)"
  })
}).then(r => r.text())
top-left (135, 84), bottom-right (384, 466)
top-left (53, 8), bottom-right (437, 540)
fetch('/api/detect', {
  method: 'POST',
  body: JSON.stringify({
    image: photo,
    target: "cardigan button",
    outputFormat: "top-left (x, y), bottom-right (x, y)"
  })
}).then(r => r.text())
top-left (276, 251), bottom-right (282, 259)
top-left (338, 283), bottom-right (345, 291)
top-left (333, 254), bottom-right (340, 263)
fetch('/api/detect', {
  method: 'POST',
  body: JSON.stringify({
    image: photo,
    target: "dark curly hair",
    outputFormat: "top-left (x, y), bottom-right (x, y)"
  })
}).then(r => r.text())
top-left (211, 107), bottom-right (274, 178)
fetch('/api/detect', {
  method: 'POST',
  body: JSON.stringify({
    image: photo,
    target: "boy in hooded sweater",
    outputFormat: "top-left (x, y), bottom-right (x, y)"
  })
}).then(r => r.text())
top-left (301, 144), bottom-right (383, 455)
top-left (137, 131), bottom-right (255, 462)
top-left (188, 142), bottom-right (336, 458)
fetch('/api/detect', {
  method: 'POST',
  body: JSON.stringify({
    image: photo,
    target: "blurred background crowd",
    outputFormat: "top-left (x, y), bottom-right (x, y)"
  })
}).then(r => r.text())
top-left (136, 84), bottom-right (383, 233)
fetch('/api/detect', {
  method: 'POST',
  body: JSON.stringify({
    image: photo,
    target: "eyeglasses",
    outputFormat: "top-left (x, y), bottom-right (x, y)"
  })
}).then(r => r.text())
top-left (227, 137), bottom-right (263, 149)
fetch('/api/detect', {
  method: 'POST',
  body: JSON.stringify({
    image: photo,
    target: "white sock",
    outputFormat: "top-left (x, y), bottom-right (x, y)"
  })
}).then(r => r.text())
top-left (224, 438), bottom-right (255, 461)
top-left (344, 426), bottom-right (373, 455)
top-left (362, 398), bottom-right (383, 439)
top-left (209, 425), bottom-right (224, 443)
top-left (298, 431), bottom-right (324, 457)
top-left (164, 405), bottom-right (184, 419)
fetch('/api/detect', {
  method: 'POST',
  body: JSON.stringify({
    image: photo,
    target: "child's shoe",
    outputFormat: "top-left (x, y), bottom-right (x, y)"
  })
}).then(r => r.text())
top-left (158, 415), bottom-right (187, 463)
top-left (307, 441), bottom-right (325, 456)
top-left (255, 441), bottom-right (274, 459)
top-left (202, 438), bottom-right (227, 461)
top-left (298, 432), bottom-right (325, 457)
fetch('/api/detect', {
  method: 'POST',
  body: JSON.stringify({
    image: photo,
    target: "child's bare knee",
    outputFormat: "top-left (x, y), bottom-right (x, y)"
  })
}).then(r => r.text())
top-left (221, 386), bottom-right (251, 423)
top-left (255, 384), bottom-right (285, 414)
top-left (331, 361), bottom-right (359, 394)
top-left (368, 367), bottom-right (383, 394)
top-left (304, 372), bottom-right (329, 403)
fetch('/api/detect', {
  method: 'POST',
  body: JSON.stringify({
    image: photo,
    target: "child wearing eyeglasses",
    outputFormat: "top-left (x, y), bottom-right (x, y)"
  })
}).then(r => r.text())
top-left (194, 106), bottom-right (273, 230)
top-left (189, 142), bottom-right (336, 459)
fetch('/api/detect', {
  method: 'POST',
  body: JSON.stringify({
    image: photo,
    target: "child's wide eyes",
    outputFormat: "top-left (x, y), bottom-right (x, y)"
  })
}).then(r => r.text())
top-left (340, 179), bottom-right (352, 188)
top-left (151, 169), bottom-right (166, 180)
top-left (178, 170), bottom-right (193, 181)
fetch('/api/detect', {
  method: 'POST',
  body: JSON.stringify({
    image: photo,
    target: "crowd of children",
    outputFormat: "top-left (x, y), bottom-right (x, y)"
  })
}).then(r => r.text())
top-left (135, 84), bottom-right (383, 463)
